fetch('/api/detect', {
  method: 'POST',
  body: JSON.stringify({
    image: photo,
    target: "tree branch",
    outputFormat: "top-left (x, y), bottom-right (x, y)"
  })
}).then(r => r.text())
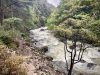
top-left (64, 44), bottom-right (69, 71)
top-left (64, 40), bottom-right (72, 53)
top-left (74, 45), bottom-right (90, 64)
top-left (78, 42), bottom-right (82, 60)
top-left (72, 41), bottom-right (77, 64)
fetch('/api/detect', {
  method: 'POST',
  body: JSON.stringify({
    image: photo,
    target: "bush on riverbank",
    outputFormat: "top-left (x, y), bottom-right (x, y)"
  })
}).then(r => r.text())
top-left (0, 41), bottom-right (27, 75)
top-left (0, 36), bottom-right (19, 50)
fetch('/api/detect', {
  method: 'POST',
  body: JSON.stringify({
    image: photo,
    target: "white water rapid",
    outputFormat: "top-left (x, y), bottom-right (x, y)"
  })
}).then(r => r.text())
top-left (30, 27), bottom-right (100, 75)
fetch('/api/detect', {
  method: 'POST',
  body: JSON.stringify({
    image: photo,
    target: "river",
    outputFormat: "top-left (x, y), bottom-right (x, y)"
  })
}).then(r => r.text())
top-left (30, 27), bottom-right (100, 75)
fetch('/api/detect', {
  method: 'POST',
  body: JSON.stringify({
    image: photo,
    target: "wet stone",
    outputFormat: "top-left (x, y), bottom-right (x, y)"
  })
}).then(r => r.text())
top-left (80, 60), bottom-right (86, 63)
top-left (87, 63), bottom-right (96, 68)
top-left (98, 49), bottom-right (100, 52)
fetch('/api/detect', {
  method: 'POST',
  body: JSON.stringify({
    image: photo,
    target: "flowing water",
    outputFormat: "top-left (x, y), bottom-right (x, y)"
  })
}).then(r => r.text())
top-left (30, 27), bottom-right (100, 75)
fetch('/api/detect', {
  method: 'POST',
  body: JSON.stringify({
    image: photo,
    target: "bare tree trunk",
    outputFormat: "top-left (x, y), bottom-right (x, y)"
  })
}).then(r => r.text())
top-left (63, 30), bottom-right (89, 75)
top-left (68, 62), bottom-right (74, 75)
top-left (0, 0), bottom-right (3, 25)
top-left (68, 48), bottom-right (74, 75)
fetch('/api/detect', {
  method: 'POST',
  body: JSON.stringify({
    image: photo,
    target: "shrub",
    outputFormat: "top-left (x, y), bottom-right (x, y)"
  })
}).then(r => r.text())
top-left (0, 26), bottom-right (21, 39)
top-left (0, 27), bottom-right (9, 37)
top-left (3, 17), bottom-right (24, 32)
top-left (4, 56), bottom-right (27, 75)
top-left (3, 17), bottom-right (22, 28)
top-left (0, 41), bottom-right (27, 75)
top-left (0, 36), bottom-right (19, 50)
top-left (7, 29), bottom-right (21, 39)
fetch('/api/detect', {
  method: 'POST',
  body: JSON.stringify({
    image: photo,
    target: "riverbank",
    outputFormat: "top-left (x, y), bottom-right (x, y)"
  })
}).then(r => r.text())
top-left (30, 27), bottom-right (100, 75)
top-left (16, 36), bottom-right (65, 75)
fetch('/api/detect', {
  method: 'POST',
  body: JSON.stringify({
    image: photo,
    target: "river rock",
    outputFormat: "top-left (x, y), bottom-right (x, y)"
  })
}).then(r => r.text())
top-left (30, 27), bottom-right (100, 75)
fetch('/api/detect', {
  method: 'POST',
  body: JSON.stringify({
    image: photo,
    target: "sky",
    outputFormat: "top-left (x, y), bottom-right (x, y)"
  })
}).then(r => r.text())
top-left (47, 0), bottom-right (60, 7)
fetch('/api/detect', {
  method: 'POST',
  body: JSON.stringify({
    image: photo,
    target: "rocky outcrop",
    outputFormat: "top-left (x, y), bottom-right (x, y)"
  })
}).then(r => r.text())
top-left (20, 43), bottom-right (65, 75)
top-left (30, 27), bottom-right (100, 75)
top-left (31, 51), bottom-right (65, 75)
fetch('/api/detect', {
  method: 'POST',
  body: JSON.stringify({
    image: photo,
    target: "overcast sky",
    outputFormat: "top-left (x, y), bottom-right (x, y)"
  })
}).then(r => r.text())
top-left (47, 0), bottom-right (60, 7)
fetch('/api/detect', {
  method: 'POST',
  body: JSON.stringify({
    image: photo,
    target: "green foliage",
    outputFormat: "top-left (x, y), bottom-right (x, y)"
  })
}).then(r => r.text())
top-left (3, 17), bottom-right (24, 31)
top-left (3, 17), bottom-right (22, 25)
top-left (25, 21), bottom-right (38, 29)
top-left (0, 27), bottom-right (21, 50)
top-left (46, 10), bottom-right (59, 29)
top-left (0, 27), bottom-right (9, 37)
top-left (46, 18), bottom-right (57, 29)
top-left (1, 0), bottom-right (54, 45)
top-left (78, 28), bottom-right (97, 43)
top-left (88, 20), bottom-right (100, 36)
top-left (0, 36), bottom-right (13, 46)
top-left (2, 0), bottom-right (54, 37)
top-left (0, 26), bottom-right (21, 39)
top-left (74, 13), bottom-right (90, 20)
top-left (47, 0), bottom-right (100, 45)
top-left (62, 18), bottom-right (77, 26)
top-left (54, 27), bottom-right (72, 39)
top-left (53, 26), bottom-right (97, 44)
top-left (0, 36), bottom-right (19, 50)
top-left (46, 24), bottom-right (56, 30)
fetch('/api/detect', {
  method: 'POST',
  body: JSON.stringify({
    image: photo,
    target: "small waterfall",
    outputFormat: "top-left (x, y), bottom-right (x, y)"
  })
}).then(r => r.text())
top-left (30, 27), bottom-right (100, 75)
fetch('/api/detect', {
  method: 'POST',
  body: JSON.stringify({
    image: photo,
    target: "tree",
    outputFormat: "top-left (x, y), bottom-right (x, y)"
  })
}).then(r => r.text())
top-left (0, 0), bottom-right (18, 25)
top-left (63, 30), bottom-right (90, 75)
top-left (0, 0), bottom-right (3, 25)
top-left (3, 17), bottom-right (22, 29)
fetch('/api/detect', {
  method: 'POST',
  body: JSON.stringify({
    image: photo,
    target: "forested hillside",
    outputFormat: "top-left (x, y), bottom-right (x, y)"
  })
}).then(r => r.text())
top-left (0, 0), bottom-right (55, 75)
top-left (0, 0), bottom-right (100, 75)
top-left (1, 0), bottom-right (55, 29)
top-left (47, 0), bottom-right (100, 46)
top-left (0, 0), bottom-right (54, 49)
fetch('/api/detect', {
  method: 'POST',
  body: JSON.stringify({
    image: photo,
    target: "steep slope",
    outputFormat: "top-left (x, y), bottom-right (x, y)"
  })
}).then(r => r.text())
top-left (1, 0), bottom-right (55, 30)
top-left (0, 0), bottom-right (55, 49)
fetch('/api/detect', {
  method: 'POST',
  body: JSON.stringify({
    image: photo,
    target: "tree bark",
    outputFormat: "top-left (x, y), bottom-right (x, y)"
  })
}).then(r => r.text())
top-left (68, 61), bottom-right (74, 75)
top-left (0, 0), bottom-right (3, 25)
top-left (67, 50), bottom-right (74, 75)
